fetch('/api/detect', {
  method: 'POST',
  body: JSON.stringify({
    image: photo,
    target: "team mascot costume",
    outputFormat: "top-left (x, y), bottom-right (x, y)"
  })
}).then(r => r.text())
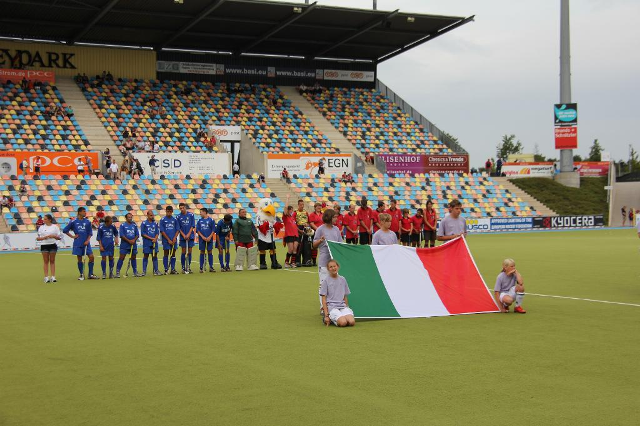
top-left (256, 198), bottom-right (283, 270)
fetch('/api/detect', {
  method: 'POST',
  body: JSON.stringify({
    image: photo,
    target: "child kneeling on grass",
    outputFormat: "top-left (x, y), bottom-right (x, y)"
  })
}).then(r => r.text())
top-left (320, 260), bottom-right (356, 327)
top-left (494, 258), bottom-right (526, 313)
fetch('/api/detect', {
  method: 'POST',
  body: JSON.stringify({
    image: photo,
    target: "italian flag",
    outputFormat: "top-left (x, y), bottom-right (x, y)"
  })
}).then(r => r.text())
top-left (327, 238), bottom-right (500, 318)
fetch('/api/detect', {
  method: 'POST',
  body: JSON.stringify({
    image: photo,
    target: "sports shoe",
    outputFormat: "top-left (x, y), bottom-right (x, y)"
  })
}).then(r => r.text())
top-left (291, 263), bottom-right (297, 269)
top-left (164, 270), bottom-right (169, 275)
top-left (260, 264), bottom-right (268, 270)
top-left (284, 262), bottom-right (291, 268)
top-left (503, 304), bottom-right (509, 313)
top-left (114, 273), bottom-right (120, 279)
top-left (88, 274), bottom-right (98, 280)
top-left (51, 277), bottom-right (57, 283)
top-left (153, 270), bottom-right (162, 276)
top-left (271, 263), bottom-right (282, 270)
top-left (78, 275), bottom-right (85, 281)
top-left (209, 267), bottom-right (216, 273)
top-left (44, 277), bottom-right (49, 283)
top-left (109, 272), bottom-right (113, 279)
top-left (182, 269), bottom-right (189, 275)
top-left (514, 306), bottom-right (527, 314)
top-left (170, 270), bottom-right (179, 275)
top-left (247, 265), bottom-right (259, 271)
top-left (235, 265), bottom-right (243, 271)
top-left (200, 269), bottom-right (204, 274)
top-left (133, 272), bottom-right (144, 278)
top-left (102, 274), bottom-right (107, 280)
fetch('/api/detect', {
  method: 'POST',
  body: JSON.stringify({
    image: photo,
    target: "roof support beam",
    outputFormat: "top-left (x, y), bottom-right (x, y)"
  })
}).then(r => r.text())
top-left (161, 0), bottom-right (226, 48)
top-left (70, 0), bottom-right (120, 44)
top-left (377, 15), bottom-right (474, 63)
top-left (237, 1), bottom-right (317, 54)
top-left (312, 9), bottom-right (399, 59)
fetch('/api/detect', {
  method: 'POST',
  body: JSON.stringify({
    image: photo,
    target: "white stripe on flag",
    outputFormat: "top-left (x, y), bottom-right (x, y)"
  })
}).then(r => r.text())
top-left (371, 245), bottom-right (450, 317)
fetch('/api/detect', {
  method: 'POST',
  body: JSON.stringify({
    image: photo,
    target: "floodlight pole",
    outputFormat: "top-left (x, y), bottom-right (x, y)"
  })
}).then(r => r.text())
top-left (559, 0), bottom-right (573, 173)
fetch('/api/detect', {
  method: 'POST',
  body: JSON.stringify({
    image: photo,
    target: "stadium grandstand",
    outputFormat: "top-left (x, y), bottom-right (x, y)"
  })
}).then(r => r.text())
top-left (0, 0), bottom-right (552, 240)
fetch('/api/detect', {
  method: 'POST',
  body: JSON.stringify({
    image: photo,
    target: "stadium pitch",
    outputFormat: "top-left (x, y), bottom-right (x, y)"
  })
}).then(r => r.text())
top-left (1, 229), bottom-right (638, 425)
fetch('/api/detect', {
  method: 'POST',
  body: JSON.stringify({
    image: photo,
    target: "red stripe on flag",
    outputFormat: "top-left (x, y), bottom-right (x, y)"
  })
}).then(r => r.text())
top-left (416, 238), bottom-right (499, 315)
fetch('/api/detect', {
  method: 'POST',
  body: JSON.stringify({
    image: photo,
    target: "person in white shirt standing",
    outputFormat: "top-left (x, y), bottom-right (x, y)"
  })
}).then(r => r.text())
top-left (109, 161), bottom-right (119, 180)
top-left (37, 214), bottom-right (62, 283)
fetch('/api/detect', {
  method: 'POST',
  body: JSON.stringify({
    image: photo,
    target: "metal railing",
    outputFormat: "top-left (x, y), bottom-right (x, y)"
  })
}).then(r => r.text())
top-left (375, 79), bottom-right (468, 154)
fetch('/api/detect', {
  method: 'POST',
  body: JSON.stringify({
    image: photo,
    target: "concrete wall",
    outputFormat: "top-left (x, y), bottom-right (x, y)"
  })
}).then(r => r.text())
top-left (238, 132), bottom-right (265, 177)
top-left (609, 182), bottom-right (640, 226)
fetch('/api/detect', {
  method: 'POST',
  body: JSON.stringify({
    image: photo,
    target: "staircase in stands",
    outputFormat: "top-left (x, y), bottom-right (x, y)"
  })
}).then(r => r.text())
top-left (55, 77), bottom-right (124, 167)
top-left (266, 178), bottom-right (301, 209)
top-left (493, 177), bottom-right (557, 216)
top-left (278, 86), bottom-right (378, 175)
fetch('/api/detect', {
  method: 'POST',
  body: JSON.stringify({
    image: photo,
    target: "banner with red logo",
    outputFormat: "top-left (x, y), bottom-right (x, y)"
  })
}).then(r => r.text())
top-left (207, 125), bottom-right (241, 141)
top-left (554, 126), bottom-right (578, 149)
top-left (267, 154), bottom-right (352, 178)
top-left (378, 154), bottom-right (469, 175)
top-left (501, 162), bottom-right (554, 178)
top-left (0, 68), bottom-right (55, 83)
top-left (0, 151), bottom-right (99, 175)
top-left (321, 69), bottom-right (375, 82)
top-left (574, 161), bottom-right (609, 177)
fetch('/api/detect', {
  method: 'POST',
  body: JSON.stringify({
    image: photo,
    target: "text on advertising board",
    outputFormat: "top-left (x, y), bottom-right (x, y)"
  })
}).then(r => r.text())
top-left (0, 68), bottom-right (56, 83)
top-left (0, 49), bottom-right (75, 69)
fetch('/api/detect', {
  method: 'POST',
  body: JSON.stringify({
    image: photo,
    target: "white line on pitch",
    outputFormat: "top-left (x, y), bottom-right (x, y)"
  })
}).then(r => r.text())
top-left (528, 293), bottom-right (640, 307)
top-left (281, 269), bottom-right (318, 275)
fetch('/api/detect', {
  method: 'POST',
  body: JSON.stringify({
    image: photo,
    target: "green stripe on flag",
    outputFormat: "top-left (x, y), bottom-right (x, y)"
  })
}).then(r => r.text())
top-left (327, 242), bottom-right (400, 318)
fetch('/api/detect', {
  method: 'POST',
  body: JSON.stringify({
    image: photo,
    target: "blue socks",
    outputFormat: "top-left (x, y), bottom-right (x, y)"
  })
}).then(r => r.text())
top-left (225, 251), bottom-right (230, 268)
top-left (181, 253), bottom-right (186, 270)
top-left (88, 261), bottom-right (94, 276)
top-left (109, 259), bottom-right (114, 274)
top-left (188, 253), bottom-right (192, 269)
top-left (143, 258), bottom-right (148, 274)
top-left (152, 257), bottom-right (158, 272)
top-left (77, 261), bottom-right (83, 275)
top-left (132, 260), bottom-right (137, 274)
top-left (208, 253), bottom-right (214, 269)
top-left (170, 257), bottom-right (176, 270)
top-left (219, 253), bottom-right (224, 268)
top-left (163, 256), bottom-right (169, 271)
top-left (101, 260), bottom-right (106, 275)
top-left (116, 258), bottom-right (123, 272)
top-left (200, 253), bottom-right (205, 270)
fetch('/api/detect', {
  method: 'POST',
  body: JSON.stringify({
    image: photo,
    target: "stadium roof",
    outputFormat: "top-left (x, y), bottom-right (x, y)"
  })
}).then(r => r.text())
top-left (0, 0), bottom-right (473, 62)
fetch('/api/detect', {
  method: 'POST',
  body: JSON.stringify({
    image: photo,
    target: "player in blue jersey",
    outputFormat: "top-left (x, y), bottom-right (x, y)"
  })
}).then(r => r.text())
top-left (196, 207), bottom-right (216, 273)
top-left (115, 213), bottom-right (141, 278)
top-left (177, 202), bottom-right (196, 274)
top-left (140, 210), bottom-right (161, 276)
top-left (63, 206), bottom-right (97, 280)
top-left (216, 213), bottom-right (234, 272)
top-left (97, 215), bottom-right (119, 279)
top-left (160, 205), bottom-right (179, 274)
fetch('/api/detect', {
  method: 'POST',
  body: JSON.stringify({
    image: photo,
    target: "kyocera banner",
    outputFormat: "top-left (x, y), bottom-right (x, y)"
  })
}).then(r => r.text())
top-left (132, 153), bottom-right (230, 176)
top-left (0, 68), bottom-right (55, 83)
top-left (322, 69), bottom-right (375, 82)
top-left (267, 154), bottom-right (352, 178)
top-left (501, 162), bottom-right (554, 178)
top-left (574, 161), bottom-right (609, 177)
top-left (0, 151), bottom-right (99, 174)
top-left (378, 154), bottom-right (469, 174)
top-left (208, 125), bottom-right (242, 141)
top-left (533, 215), bottom-right (604, 229)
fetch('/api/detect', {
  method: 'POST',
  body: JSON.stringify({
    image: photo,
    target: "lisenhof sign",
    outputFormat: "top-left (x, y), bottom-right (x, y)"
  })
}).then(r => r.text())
top-left (207, 125), bottom-right (242, 142)
top-left (132, 153), bottom-right (230, 176)
top-left (378, 154), bottom-right (469, 174)
top-left (267, 154), bottom-right (352, 178)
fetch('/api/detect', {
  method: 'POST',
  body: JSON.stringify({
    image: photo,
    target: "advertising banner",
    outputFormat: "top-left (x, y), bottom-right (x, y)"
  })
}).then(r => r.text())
top-left (490, 217), bottom-right (534, 231)
top-left (378, 154), bottom-right (469, 175)
top-left (501, 162), bottom-right (554, 178)
top-left (554, 103), bottom-right (578, 149)
top-left (533, 215), bottom-right (604, 229)
top-left (132, 153), bottom-right (230, 176)
top-left (322, 69), bottom-right (375, 82)
top-left (207, 125), bottom-right (242, 141)
top-left (574, 161), bottom-right (609, 177)
top-left (0, 68), bottom-right (55, 83)
top-left (266, 154), bottom-right (352, 178)
top-left (0, 151), bottom-right (99, 175)
top-left (158, 61), bottom-right (317, 79)
top-left (465, 218), bottom-right (491, 232)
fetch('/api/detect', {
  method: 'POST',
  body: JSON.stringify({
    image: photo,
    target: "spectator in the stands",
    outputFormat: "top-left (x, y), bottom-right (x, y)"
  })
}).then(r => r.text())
top-left (197, 129), bottom-right (207, 140)
top-left (144, 139), bottom-right (152, 152)
top-left (318, 157), bottom-right (325, 175)
top-left (6, 195), bottom-right (14, 209)
top-left (134, 159), bottom-right (144, 177)
top-left (485, 158), bottom-right (493, 173)
top-left (258, 173), bottom-right (265, 184)
top-left (18, 183), bottom-right (27, 200)
top-left (109, 161), bottom-right (119, 180)
top-left (86, 156), bottom-right (93, 175)
top-left (123, 127), bottom-right (131, 140)
top-left (136, 137), bottom-right (145, 151)
top-left (281, 168), bottom-right (290, 181)
top-left (74, 73), bottom-right (82, 83)
top-left (106, 71), bottom-right (113, 81)
top-left (81, 73), bottom-right (89, 83)
top-left (496, 158), bottom-right (503, 176)
top-left (65, 104), bottom-right (74, 118)
top-left (120, 163), bottom-right (128, 181)
top-left (19, 159), bottom-right (29, 176)
top-left (0, 194), bottom-right (8, 213)
top-left (149, 155), bottom-right (158, 176)
top-left (36, 215), bottom-right (44, 228)
top-left (298, 83), bottom-right (307, 95)
top-left (34, 156), bottom-right (42, 175)
top-left (232, 163), bottom-right (240, 177)
top-left (341, 172), bottom-right (348, 183)
top-left (77, 157), bottom-right (85, 176)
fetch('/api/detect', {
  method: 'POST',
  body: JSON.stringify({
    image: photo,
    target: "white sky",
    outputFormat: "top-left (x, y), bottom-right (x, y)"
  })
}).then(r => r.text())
top-left (272, 0), bottom-right (640, 167)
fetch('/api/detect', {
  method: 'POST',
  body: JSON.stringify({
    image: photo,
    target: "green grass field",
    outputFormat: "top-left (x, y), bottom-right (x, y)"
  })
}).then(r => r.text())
top-left (1, 229), bottom-right (639, 425)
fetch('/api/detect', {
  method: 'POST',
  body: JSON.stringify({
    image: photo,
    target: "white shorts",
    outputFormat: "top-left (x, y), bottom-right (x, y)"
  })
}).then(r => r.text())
top-left (329, 307), bottom-right (354, 325)
top-left (499, 287), bottom-right (517, 303)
